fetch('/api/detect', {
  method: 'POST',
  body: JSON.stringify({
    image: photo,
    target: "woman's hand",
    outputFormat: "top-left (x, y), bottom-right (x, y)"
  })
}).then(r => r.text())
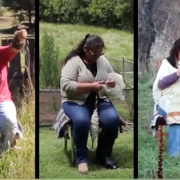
top-left (105, 79), bottom-right (115, 88)
top-left (17, 29), bottom-right (27, 41)
top-left (91, 81), bottom-right (104, 91)
top-left (11, 29), bottom-right (28, 52)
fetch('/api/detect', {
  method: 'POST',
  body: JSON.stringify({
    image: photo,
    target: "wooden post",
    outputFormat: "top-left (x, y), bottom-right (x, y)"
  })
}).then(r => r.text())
top-left (24, 38), bottom-right (35, 87)
top-left (121, 57), bottom-right (125, 77)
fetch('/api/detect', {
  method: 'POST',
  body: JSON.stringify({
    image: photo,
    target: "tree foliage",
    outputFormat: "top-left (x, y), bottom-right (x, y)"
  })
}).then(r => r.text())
top-left (40, 31), bottom-right (60, 89)
top-left (39, 0), bottom-right (133, 31)
top-left (3, 0), bottom-right (35, 24)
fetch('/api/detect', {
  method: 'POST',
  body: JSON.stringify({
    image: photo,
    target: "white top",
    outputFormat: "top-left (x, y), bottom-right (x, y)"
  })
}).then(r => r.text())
top-left (152, 59), bottom-right (180, 124)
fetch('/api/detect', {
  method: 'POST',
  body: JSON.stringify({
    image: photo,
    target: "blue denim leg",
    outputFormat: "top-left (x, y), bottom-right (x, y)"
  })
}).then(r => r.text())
top-left (97, 100), bottom-right (120, 131)
top-left (168, 124), bottom-right (180, 157)
top-left (62, 102), bottom-right (92, 164)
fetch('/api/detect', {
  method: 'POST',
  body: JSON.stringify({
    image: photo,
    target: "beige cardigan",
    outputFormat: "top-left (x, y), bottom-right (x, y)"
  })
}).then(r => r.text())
top-left (60, 55), bottom-right (114, 104)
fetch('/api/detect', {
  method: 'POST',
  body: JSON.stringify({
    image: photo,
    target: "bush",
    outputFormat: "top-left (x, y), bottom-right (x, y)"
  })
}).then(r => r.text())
top-left (0, 7), bottom-right (7, 16)
top-left (39, 0), bottom-right (133, 31)
top-left (40, 31), bottom-right (60, 88)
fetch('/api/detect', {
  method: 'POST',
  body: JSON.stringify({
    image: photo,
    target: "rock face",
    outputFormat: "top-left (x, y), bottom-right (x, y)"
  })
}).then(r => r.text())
top-left (138, 0), bottom-right (180, 72)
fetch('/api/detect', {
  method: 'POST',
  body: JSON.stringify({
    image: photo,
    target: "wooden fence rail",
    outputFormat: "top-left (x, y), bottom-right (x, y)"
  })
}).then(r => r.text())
top-left (107, 56), bottom-right (134, 88)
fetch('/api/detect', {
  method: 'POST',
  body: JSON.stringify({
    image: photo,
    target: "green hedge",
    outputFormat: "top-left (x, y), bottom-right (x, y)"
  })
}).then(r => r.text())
top-left (40, 31), bottom-right (60, 89)
top-left (39, 0), bottom-right (133, 31)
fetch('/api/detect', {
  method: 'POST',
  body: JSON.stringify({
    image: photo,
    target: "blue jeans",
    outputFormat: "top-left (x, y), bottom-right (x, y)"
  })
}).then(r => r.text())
top-left (169, 124), bottom-right (180, 157)
top-left (62, 94), bottom-right (120, 164)
top-left (158, 106), bottom-right (180, 156)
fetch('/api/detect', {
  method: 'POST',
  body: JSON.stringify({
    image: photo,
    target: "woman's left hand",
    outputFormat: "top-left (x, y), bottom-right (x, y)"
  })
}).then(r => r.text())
top-left (105, 79), bottom-right (115, 88)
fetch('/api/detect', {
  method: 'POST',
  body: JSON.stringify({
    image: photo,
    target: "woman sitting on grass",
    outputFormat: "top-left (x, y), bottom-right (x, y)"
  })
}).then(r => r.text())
top-left (60, 34), bottom-right (121, 174)
top-left (0, 29), bottom-right (27, 156)
top-left (152, 37), bottom-right (180, 157)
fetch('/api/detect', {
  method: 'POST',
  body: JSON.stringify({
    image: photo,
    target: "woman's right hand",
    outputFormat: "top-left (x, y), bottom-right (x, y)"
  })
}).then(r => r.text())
top-left (91, 81), bottom-right (104, 91)
top-left (177, 68), bottom-right (180, 77)
top-left (17, 29), bottom-right (27, 41)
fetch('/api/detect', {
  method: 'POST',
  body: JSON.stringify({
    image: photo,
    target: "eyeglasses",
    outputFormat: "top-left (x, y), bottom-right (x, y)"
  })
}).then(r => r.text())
top-left (89, 50), bottom-right (105, 56)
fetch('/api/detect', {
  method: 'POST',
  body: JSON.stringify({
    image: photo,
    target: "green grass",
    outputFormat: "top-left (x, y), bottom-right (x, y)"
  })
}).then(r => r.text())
top-left (138, 75), bottom-right (180, 179)
top-left (0, 93), bottom-right (35, 179)
top-left (40, 23), bottom-right (133, 62)
top-left (40, 128), bottom-right (133, 179)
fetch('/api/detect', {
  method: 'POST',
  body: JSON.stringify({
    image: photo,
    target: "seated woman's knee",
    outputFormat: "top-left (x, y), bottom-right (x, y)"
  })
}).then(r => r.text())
top-left (73, 115), bottom-right (91, 128)
top-left (102, 112), bottom-right (119, 128)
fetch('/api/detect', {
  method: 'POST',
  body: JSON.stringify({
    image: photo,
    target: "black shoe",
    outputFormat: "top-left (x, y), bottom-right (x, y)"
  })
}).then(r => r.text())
top-left (96, 128), bottom-right (119, 169)
top-left (104, 157), bottom-right (119, 169)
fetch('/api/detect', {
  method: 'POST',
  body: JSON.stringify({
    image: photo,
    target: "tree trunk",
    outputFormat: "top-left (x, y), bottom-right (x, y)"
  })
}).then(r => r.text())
top-left (28, 0), bottom-right (32, 26)
top-left (138, 0), bottom-right (156, 73)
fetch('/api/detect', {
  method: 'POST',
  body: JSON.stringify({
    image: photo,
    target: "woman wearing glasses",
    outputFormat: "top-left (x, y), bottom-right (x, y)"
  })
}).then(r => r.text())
top-left (60, 34), bottom-right (120, 173)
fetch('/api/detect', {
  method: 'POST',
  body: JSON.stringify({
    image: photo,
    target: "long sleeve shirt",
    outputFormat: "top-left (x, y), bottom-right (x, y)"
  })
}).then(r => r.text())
top-left (158, 72), bottom-right (179, 90)
top-left (60, 55), bottom-right (114, 105)
top-left (0, 46), bottom-right (18, 102)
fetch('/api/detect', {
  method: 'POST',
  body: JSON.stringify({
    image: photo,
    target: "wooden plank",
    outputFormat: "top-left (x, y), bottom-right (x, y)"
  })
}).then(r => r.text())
top-left (106, 55), bottom-right (134, 64)
top-left (121, 57), bottom-right (125, 77)
top-left (40, 89), bottom-right (61, 92)
top-left (123, 72), bottom-right (133, 74)
top-left (1, 35), bottom-right (35, 39)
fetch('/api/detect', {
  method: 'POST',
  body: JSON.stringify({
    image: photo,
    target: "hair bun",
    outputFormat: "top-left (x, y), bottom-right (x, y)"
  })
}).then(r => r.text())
top-left (84, 34), bottom-right (91, 41)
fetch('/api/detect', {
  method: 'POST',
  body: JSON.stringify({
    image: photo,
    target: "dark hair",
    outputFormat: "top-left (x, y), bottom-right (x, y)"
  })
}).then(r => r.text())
top-left (167, 37), bottom-right (180, 68)
top-left (62, 34), bottom-right (105, 65)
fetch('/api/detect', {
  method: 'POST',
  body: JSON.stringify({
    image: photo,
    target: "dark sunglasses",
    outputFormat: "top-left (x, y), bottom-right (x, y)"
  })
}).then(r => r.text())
top-left (89, 50), bottom-right (105, 56)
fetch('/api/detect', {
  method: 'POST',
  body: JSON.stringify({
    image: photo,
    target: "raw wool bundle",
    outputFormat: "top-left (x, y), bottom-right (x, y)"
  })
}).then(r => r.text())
top-left (90, 108), bottom-right (99, 150)
top-left (98, 72), bottom-right (126, 101)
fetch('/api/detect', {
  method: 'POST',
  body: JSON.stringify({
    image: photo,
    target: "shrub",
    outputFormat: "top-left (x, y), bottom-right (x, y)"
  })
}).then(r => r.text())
top-left (39, 0), bottom-right (133, 31)
top-left (40, 31), bottom-right (60, 88)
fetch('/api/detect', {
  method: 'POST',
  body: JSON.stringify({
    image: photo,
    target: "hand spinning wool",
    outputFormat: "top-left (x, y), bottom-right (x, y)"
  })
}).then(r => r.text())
top-left (98, 72), bottom-right (126, 101)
